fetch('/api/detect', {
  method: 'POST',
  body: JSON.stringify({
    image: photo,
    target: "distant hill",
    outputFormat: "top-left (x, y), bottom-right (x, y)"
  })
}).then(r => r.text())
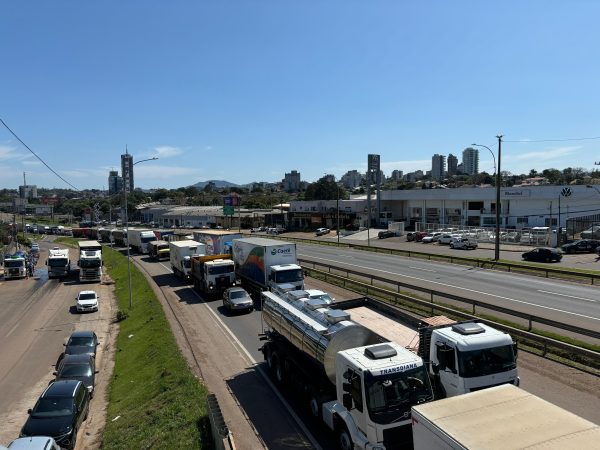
top-left (190, 180), bottom-right (240, 189)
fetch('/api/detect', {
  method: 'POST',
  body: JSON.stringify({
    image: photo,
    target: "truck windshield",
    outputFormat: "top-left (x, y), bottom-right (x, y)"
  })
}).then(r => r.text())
top-left (457, 345), bottom-right (516, 378)
top-left (364, 366), bottom-right (433, 425)
top-left (80, 259), bottom-right (101, 268)
top-left (208, 265), bottom-right (234, 275)
top-left (274, 269), bottom-right (304, 284)
top-left (49, 258), bottom-right (69, 267)
top-left (5, 260), bottom-right (25, 268)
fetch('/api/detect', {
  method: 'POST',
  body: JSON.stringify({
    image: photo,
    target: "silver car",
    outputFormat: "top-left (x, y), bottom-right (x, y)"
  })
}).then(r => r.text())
top-left (223, 287), bottom-right (254, 312)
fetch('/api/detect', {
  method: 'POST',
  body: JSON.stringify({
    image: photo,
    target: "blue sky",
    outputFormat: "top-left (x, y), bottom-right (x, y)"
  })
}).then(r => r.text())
top-left (1, 1), bottom-right (599, 190)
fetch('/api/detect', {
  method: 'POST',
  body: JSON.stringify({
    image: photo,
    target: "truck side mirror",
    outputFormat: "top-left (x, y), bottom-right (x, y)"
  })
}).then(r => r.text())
top-left (342, 393), bottom-right (353, 410)
top-left (431, 362), bottom-right (440, 375)
top-left (513, 342), bottom-right (519, 359)
top-left (342, 382), bottom-right (351, 393)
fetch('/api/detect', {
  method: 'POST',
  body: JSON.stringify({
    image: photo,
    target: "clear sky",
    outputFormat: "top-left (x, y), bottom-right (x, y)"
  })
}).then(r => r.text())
top-left (1, 1), bottom-right (599, 190)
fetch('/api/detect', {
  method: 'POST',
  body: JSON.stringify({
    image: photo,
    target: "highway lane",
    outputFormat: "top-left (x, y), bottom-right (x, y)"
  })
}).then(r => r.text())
top-left (0, 239), bottom-right (115, 446)
top-left (297, 244), bottom-right (600, 336)
top-left (136, 255), bottom-right (323, 450)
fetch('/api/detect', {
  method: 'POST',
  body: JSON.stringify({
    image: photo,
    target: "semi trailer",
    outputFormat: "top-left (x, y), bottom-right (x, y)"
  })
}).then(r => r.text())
top-left (192, 230), bottom-right (241, 255)
top-left (46, 247), bottom-right (71, 279)
top-left (77, 240), bottom-right (102, 282)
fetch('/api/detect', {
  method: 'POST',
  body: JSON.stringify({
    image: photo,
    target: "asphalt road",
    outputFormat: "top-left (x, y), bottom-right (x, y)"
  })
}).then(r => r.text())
top-left (0, 238), bottom-right (115, 447)
top-left (296, 243), bottom-right (600, 343)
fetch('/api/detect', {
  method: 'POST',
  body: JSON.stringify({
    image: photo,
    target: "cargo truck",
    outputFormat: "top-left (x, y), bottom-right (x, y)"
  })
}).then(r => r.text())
top-left (190, 254), bottom-right (236, 297)
top-left (46, 247), bottom-right (71, 279)
top-left (169, 240), bottom-right (206, 279)
top-left (260, 291), bottom-right (434, 450)
top-left (192, 230), bottom-right (241, 255)
top-left (127, 229), bottom-right (157, 254)
top-left (111, 229), bottom-right (127, 247)
top-left (411, 384), bottom-right (600, 450)
top-left (78, 240), bottom-right (102, 282)
top-left (232, 237), bottom-right (304, 295)
top-left (334, 297), bottom-right (519, 399)
top-left (3, 254), bottom-right (27, 279)
top-left (148, 240), bottom-right (170, 261)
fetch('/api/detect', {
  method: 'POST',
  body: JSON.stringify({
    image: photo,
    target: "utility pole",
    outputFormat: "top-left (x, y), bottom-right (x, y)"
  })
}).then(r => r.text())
top-left (494, 135), bottom-right (503, 261)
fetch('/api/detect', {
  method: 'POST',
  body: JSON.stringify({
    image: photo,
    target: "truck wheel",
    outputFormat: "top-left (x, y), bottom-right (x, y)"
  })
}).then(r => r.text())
top-left (338, 426), bottom-right (353, 450)
top-left (273, 354), bottom-right (285, 384)
top-left (307, 388), bottom-right (322, 419)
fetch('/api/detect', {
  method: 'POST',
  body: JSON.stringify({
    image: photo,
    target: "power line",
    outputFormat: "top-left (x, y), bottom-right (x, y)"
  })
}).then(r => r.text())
top-left (0, 117), bottom-right (80, 191)
top-left (504, 136), bottom-right (600, 143)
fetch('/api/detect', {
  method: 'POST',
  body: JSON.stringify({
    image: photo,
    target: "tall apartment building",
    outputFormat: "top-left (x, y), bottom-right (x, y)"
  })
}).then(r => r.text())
top-left (390, 170), bottom-right (403, 181)
top-left (340, 170), bottom-right (363, 189)
top-left (283, 170), bottom-right (301, 192)
top-left (108, 170), bottom-right (123, 195)
top-left (431, 154), bottom-right (446, 180)
top-left (447, 154), bottom-right (458, 176)
top-left (121, 150), bottom-right (134, 193)
top-left (19, 184), bottom-right (38, 199)
top-left (462, 147), bottom-right (479, 175)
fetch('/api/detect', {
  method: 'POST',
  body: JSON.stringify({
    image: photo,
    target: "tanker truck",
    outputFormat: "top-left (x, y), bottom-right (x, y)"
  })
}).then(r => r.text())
top-left (232, 237), bottom-right (304, 295)
top-left (260, 291), bottom-right (434, 450)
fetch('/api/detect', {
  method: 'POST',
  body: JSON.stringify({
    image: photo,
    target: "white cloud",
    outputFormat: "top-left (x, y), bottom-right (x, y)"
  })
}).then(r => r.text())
top-left (0, 145), bottom-right (26, 161)
top-left (151, 146), bottom-right (183, 158)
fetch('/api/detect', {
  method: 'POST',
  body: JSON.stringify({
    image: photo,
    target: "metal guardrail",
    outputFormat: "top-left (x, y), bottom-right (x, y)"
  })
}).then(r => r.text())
top-left (303, 267), bottom-right (600, 369)
top-left (298, 258), bottom-right (600, 342)
top-left (264, 234), bottom-right (600, 285)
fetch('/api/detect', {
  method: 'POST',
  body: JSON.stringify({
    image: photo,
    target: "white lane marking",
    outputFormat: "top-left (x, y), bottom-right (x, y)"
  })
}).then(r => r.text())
top-left (303, 255), bottom-right (600, 322)
top-left (163, 265), bottom-right (322, 449)
top-left (5, 322), bottom-right (19, 338)
top-left (409, 266), bottom-right (436, 272)
top-left (538, 290), bottom-right (598, 303)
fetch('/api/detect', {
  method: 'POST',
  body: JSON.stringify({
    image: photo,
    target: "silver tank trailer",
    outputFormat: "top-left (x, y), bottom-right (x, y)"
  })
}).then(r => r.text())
top-left (261, 291), bottom-right (379, 384)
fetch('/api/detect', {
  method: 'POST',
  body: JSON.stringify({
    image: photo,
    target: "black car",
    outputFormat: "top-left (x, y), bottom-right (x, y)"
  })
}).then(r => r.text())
top-left (63, 331), bottom-right (99, 358)
top-left (522, 247), bottom-right (563, 263)
top-left (54, 354), bottom-right (97, 397)
top-left (378, 230), bottom-right (396, 239)
top-left (21, 379), bottom-right (90, 449)
top-left (560, 239), bottom-right (600, 254)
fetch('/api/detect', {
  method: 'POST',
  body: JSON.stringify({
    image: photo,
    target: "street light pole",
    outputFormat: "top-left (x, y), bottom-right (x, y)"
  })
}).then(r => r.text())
top-left (337, 183), bottom-right (340, 245)
top-left (124, 156), bottom-right (158, 309)
top-left (472, 137), bottom-right (502, 261)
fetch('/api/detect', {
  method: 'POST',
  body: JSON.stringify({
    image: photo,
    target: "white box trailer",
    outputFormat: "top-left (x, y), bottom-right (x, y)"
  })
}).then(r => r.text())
top-left (169, 240), bottom-right (206, 280)
top-left (127, 229), bottom-right (157, 254)
top-left (411, 384), bottom-right (600, 450)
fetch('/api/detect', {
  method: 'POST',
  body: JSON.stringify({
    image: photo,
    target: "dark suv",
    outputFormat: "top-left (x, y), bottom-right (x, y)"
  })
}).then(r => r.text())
top-left (20, 379), bottom-right (90, 449)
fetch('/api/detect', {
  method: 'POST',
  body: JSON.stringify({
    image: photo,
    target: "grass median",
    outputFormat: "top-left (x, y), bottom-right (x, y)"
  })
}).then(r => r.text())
top-left (57, 239), bottom-right (211, 449)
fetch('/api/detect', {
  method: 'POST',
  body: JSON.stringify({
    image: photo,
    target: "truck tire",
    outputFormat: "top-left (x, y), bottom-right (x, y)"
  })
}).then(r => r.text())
top-left (271, 353), bottom-right (286, 384)
top-left (307, 387), bottom-right (322, 419)
top-left (338, 426), bottom-right (353, 450)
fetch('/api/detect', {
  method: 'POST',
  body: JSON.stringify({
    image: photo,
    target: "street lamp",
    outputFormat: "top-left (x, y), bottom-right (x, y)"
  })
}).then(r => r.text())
top-left (472, 136), bottom-right (502, 261)
top-left (124, 156), bottom-right (158, 309)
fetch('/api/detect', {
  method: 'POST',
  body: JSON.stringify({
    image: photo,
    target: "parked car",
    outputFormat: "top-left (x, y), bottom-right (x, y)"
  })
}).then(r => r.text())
top-left (53, 354), bottom-right (97, 397)
top-left (449, 237), bottom-right (478, 250)
top-left (377, 230), bottom-right (395, 239)
top-left (8, 436), bottom-right (61, 450)
top-left (63, 331), bottom-right (99, 358)
top-left (222, 287), bottom-right (254, 312)
top-left (561, 239), bottom-right (600, 254)
top-left (580, 225), bottom-right (600, 240)
top-left (522, 247), bottom-right (563, 263)
top-left (75, 291), bottom-right (99, 313)
top-left (315, 227), bottom-right (330, 236)
top-left (30, 243), bottom-right (40, 254)
top-left (421, 232), bottom-right (443, 243)
top-left (20, 380), bottom-right (90, 449)
top-left (406, 231), bottom-right (428, 242)
top-left (304, 289), bottom-right (334, 305)
top-left (437, 233), bottom-right (459, 245)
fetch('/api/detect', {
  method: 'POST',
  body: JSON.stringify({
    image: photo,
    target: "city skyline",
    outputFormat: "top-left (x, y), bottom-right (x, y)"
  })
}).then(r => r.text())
top-left (1, 2), bottom-right (599, 190)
